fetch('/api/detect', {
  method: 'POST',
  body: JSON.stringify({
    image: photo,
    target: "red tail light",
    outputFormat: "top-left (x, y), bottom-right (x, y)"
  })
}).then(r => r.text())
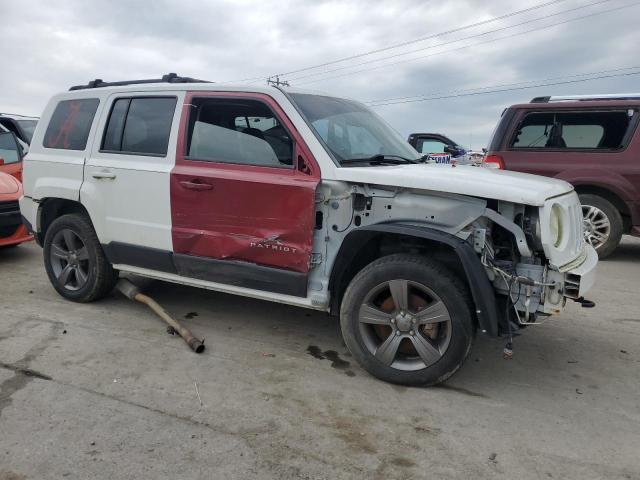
top-left (483, 154), bottom-right (505, 170)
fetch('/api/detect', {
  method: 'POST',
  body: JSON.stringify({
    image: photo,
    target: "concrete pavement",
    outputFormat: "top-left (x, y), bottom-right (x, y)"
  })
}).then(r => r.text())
top-left (1, 239), bottom-right (639, 479)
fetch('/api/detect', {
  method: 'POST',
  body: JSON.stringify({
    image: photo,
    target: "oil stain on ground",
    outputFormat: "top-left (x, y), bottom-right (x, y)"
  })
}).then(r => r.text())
top-left (0, 471), bottom-right (27, 480)
top-left (0, 320), bottom-right (61, 417)
top-left (306, 345), bottom-right (355, 377)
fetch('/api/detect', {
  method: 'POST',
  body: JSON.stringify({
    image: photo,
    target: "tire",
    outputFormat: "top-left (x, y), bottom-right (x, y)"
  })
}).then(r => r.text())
top-left (43, 214), bottom-right (118, 302)
top-left (579, 194), bottom-right (623, 259)
top-left (340, 254), bottom-right (475, 386)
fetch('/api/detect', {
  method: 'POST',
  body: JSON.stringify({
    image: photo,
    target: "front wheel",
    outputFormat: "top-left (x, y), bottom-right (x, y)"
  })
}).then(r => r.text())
top-left (43, 214), bottom-right (118, 302)
top-left (340, 254), bottom-right (475, 386)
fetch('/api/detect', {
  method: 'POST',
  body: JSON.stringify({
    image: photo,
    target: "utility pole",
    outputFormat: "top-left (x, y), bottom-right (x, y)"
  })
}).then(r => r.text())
top-left (267, 76), bottom-right (290, 87)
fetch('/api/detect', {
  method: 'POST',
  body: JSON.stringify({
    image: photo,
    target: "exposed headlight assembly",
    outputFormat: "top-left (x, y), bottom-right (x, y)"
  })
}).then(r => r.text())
top-left (549, 204), bottom-right (564, 248)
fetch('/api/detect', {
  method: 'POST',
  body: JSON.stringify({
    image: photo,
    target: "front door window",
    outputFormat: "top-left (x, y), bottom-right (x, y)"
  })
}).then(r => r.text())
top-left (186, 98), bottom-right (294, 167)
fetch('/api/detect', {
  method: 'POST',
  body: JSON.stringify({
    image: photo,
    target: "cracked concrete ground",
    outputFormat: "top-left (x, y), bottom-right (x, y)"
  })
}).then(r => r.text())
top-left (0, 239), bottom-right (639, 479)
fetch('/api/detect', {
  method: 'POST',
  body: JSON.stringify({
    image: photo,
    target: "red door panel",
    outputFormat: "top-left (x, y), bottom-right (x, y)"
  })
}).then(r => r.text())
top-left (170, 92), bottom-right (320, 274)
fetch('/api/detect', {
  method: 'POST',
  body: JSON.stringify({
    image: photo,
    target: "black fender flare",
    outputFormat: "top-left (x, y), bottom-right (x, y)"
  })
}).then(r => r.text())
top-left (333, 223), bottom-right (500, 337)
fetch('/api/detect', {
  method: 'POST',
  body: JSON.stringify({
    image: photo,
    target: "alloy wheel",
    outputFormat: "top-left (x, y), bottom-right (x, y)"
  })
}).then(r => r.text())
top-left (49, 228), bottom-right (90, 291)
top-left (582, 204), bottom-right (611, 250)
top-left (358, 279), bottom-right (452, 371)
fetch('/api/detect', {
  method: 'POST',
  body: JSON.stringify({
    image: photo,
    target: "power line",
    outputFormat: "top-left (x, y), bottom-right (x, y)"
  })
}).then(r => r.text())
top-left (365, 70), bottom-right (640, 106)
top-left (217, 75), bottom-right (266, 85)
top-left (365, 66), bottom-right (640, 105)
top-left (275, 0), bottom-right (569, 78)
top-left (287, 0), bottom-right (613, 83)
top-left (295, 1), bottom-right (638, 86)
top-left (219, 0), bottom-right (568, 85)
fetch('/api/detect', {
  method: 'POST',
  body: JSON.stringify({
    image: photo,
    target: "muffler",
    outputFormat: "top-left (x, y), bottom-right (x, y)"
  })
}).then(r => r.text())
top-left (116, 278), bottom-right (205, 353)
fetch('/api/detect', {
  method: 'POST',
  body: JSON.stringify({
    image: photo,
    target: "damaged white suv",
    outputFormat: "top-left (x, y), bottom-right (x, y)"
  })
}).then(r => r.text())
top-left (20, 74), bottom-right (597, 385)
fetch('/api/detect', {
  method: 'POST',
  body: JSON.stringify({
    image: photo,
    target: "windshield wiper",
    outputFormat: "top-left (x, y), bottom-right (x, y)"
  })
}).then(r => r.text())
top-left (341, 154), bottom-right (419, 165)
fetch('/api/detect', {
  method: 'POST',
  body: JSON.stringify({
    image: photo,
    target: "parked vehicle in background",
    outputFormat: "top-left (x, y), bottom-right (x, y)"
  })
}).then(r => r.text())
top-left (467, 150), bottom-right (485, 163)
top-left (0, 131), bottom-right (25, 181)
top-left (408, 133), bottom-right (472, 164)
top-left (484, 94), bottom-right (640, 258)
top-left (1, 121), bottom-right (29, 169)
top-left (0, 170), bottom-right (32, 248)
top-left (21, 75), bottom-right (596, 386)
top-left (0, 112), bottom-right (38, 145)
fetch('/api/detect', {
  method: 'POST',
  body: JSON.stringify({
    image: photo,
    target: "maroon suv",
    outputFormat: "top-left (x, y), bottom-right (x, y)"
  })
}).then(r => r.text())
top-left (484, 94), bottom-right (640, 258)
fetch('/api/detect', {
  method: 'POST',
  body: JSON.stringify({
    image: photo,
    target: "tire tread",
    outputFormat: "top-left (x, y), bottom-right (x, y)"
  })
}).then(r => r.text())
top-left (43, 214), bottom-right (117, 302)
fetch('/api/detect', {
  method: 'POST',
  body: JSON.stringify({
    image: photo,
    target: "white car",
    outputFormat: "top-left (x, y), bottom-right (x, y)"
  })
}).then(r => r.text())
top-left (0, 123), bottom-right (29, 156)
top-left (20, 74), bottom-right (597, 386)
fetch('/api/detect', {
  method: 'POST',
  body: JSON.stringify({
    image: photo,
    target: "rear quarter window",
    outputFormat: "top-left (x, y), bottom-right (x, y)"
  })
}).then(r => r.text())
top-left (43, 99), bottom-right (100, 150)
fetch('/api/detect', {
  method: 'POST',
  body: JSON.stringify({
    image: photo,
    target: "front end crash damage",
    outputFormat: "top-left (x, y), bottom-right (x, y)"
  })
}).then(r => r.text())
top-left (319, 180), bottom-right (597, 337)
top-left (471, 196), bottom-right (597, 327)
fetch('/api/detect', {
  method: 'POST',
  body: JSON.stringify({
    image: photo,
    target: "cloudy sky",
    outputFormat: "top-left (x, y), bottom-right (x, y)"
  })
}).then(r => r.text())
top-left (2, 0), bottom-right (638, 149)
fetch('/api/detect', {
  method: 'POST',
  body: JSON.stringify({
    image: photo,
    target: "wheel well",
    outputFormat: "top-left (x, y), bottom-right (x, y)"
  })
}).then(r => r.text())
top-left (328, 231), bottom-right (466, 315)
top-left (574, 185), bottom-right (631, 232)
top-left (37, 198), bottom-right (89, 244)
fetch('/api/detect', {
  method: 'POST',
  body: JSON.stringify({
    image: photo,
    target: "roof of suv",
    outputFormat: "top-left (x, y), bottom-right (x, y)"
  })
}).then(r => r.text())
top-left (64, 82), bottom-right (319, 95)
top-left (510, 93), bottom-right (640, 109)
top-left (64, 73), bottom-right (329, 98)
top-left (51, 82), bottom-right (336, 107)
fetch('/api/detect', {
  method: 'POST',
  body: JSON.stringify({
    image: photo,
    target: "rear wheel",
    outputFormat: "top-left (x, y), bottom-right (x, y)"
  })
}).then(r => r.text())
top-left (340, 254), bottom-right (475, 386)
top-left (43, 214), bottom-right (117, 302)
top-left (579, 194), bottom-right (622, 259)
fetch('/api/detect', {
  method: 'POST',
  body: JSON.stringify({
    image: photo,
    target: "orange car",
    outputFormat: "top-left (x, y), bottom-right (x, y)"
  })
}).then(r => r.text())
top-left (0, 171), bottom-right (32, 247)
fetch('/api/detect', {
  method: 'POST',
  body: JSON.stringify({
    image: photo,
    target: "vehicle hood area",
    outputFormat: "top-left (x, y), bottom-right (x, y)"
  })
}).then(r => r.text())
top-left (0, 172), bottom-right (20, 196)
top-left (333, 163), bottom-right (574, 206)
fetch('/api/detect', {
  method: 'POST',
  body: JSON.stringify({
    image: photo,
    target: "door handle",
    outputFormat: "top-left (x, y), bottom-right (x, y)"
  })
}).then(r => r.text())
top-left (91, 170), bottom-right (116, 180)
top-left (179, 180), bottom-right (213, 191)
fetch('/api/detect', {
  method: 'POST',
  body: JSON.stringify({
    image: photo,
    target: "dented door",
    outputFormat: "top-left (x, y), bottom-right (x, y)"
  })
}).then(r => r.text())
top-left (170, 92), bottom-right (320, 276)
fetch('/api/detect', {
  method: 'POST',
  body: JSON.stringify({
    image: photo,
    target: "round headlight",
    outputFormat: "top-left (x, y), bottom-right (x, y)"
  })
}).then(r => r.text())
top-left (549, 204), bottom-right (563, 247)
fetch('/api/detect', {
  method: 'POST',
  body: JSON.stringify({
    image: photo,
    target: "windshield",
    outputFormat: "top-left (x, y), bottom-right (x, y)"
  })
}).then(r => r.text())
top-left (289, 93), bottom-right (421, 165)
top-left (17, 119), bottom-right (37, 143)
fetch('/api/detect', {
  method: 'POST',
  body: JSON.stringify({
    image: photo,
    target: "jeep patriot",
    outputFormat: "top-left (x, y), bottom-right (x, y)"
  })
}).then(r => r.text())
top-left (20, 74), bottom-right (597, 385)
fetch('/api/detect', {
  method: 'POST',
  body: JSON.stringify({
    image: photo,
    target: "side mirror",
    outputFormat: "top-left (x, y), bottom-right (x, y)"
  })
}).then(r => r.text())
top-left (0, 157), bottom-right (4, 166)
top-left (0, 131), bottom-right (22, 164)
top-left (443, 145), bottom-right (457, 155)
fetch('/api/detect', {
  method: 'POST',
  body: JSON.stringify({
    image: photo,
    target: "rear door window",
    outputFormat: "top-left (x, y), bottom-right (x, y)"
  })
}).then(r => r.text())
top-left (101, 97), bottom-right (177, 156)
top-left (43, 99), bottom-right (100, 150)
top-left (510, 110), bottom-right (633, 150)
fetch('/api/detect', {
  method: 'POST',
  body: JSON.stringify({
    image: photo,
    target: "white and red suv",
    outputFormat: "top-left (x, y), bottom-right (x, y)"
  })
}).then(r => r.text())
top-left (20, 74), bottom-right (597, 385)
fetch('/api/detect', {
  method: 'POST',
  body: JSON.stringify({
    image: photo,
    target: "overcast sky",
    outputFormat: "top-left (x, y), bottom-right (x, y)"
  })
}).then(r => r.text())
top-left (2, 0), bottom-right (638, 149)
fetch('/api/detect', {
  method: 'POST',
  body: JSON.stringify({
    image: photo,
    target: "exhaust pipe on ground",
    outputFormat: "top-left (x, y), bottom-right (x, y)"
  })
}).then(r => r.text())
top-left (116, 278), bottom-right (205, 353)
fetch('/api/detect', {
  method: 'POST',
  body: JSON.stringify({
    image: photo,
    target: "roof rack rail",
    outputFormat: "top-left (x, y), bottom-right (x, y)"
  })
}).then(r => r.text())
top-left (69, 73), bottom-right (211, 91)
top-left (531, 93), bottom-right (640, 103)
